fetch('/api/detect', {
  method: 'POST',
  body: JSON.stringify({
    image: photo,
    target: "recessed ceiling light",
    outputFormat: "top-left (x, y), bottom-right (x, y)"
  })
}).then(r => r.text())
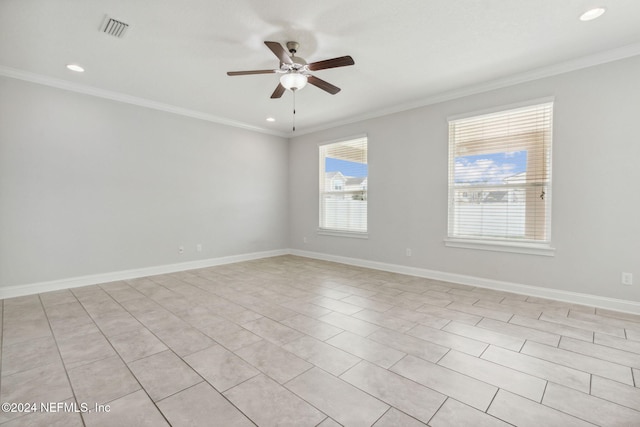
top-left (66, 64), bottom-right (85, 72)
top-left (266, 117), bottom-right (276, 122)
top-left (580, 7), bottom-right (606, 21)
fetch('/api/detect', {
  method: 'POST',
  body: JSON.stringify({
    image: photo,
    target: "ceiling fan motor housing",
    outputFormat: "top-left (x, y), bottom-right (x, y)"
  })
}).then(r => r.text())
top-left (283, 42), bottom-right (306, 69)
top-left (226, 40), bottom-right (354, 98)
top-left (286, 41), bottom-right (300, 54)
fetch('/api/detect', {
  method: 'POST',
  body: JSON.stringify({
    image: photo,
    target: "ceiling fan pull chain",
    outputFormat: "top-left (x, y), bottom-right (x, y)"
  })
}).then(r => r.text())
top-left (292, 90), bottom-right (296, 132)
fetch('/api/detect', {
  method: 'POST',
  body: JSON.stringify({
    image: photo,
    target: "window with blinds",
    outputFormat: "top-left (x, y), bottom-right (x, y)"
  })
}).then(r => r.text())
top-left (447, 102), bottom-right (553, 247)
top-left (319, 136), bottom-right (368, 234)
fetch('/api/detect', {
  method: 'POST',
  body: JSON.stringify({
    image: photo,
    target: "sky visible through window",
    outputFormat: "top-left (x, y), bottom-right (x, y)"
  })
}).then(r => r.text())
top-left (455, 150), bottom-right (527, 184)
top-left (326, 157), bottom-right (368, 177)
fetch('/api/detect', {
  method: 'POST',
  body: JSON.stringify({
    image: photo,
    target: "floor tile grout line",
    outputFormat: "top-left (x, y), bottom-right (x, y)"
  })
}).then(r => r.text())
top-left (283, 364), bottom-right (398, 425)
top-left (477, 344), bottom-right (490, 359)
top-left (88, 285), bottom-right (277, 413)
top-left (480, 344), bottom-right (589, 388)
top-left (516, 338), bottom-right (527, 353)
top-left (539, 314), bottom-right (628, 338)
top-left (319, 330), bottom-right (393, 365)
top-left (156, 266), bottom-right (630, 407)
top-left (435, 346), bottom-right (457, 367)
top-left (557, 336), bottom-right (640, 366)
top-left (111, 280), bottom-right (268, 358)
top-left (474, 317), bottom-right (563, 344)
top-left (4, 257), bottom-right (640, 426)
top-left (438, 322), bottom-right (527, 351)
top-left (369, 407), bottom-right (393, 427)
top-left (37, 293), bottom-right (87, 427)
top-left (387, 351), bottom-right (516, 407)
top-left (566, 310), bottom-right (640, 331)
top-left (425, 396), bottom-right (450, 426)
top-left (151, 378), bottom-right (206, 405)
top-left (586, 374), bottom-right (640, 412)
top-left (540, 380), bottom-right (549, 404)
top-left (66, 290), bottom-right (157, 396)
top-left (484, 343), bottom-right (635, 388)
top-left (118, 278), bottom-right (288, 426)
top-left (335, 356), bottom-right (455, 420)
top-left (277, 366), bottom-right (349, 423)
top-left (591, 333), bottom-right (640, 355)
top-left (66, 287), bottom-right (182, 427)
top-left (483, 388), bottom-right (501, 414)
top-left (539, 382), bottom-right (636, 426)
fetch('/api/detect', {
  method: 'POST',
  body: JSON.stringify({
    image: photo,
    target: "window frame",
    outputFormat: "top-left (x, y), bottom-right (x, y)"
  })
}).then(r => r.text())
top-left (318, 134), bottom-right (369, 239)
top-left (445, 98), bottom-right (555, 256)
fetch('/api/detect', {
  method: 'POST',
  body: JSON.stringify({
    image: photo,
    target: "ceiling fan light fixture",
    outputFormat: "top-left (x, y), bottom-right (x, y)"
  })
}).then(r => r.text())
top-left (580, 7), bottom-right (606, 21)
top-left (66, 64), bottom-right (85, 72)
top-left (280, 72), bottom-right (307, 91)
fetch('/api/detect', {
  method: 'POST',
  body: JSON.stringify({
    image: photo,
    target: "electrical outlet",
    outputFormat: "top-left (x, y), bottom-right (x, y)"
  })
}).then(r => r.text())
top-left (303, 237), bottom-right (307, 244)
top-left (196, 244), bottom-right (202, 252)
top-left (178, 246), bottom-right (184, 254)
top-left (622, 272), bottom-right (633, 286)
top-left (406, 248), bottom-right (412, 257)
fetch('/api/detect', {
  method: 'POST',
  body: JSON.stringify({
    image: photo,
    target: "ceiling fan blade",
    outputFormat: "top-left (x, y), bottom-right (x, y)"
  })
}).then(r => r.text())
top-left (270, 83), bottom-right (286, 99)
top-left (307, 75), bottom-right (341, 95)
top-left (227, 69), bottom-right (276, 76)
top-left (307, 55), bottom-right (355, 71)
top-left (264, 41), bottom-right (292, 65)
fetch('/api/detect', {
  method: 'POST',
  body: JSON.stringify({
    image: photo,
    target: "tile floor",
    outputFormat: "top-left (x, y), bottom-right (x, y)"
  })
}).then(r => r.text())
top-left (1, 255), bottom-right (639, 426)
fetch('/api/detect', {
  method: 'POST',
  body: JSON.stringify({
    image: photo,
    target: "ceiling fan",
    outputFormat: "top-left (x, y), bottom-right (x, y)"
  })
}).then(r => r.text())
top-left (227, 41), bottom-right (355, 98)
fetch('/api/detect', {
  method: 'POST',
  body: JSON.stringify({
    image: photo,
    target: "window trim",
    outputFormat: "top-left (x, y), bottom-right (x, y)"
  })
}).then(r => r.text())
top-left (317, 229), bottom-right (369, 239)
top-left (318, 134), bottom-right (368, 238)
top-left (444, 237), bottom-right (555, 256)
top-left (446, 98), bottom-right (555, 256)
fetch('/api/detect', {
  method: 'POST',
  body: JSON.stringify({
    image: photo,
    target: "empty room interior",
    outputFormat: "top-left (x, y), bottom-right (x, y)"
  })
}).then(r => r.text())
top-left (2, 1), bottom-right (640, 426)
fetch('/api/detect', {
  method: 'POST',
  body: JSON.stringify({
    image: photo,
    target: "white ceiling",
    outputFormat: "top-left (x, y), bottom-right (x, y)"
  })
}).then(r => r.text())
top-left (2, 0), bottom-right (640, 136)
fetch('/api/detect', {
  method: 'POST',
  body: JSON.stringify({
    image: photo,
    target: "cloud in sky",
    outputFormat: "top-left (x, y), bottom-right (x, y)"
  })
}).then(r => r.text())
top-left (455, 157), bottom-right (517, 184)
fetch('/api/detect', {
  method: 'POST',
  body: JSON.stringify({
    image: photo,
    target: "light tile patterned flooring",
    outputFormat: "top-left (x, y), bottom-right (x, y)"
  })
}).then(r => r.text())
top-left (1, 255), bottom-right (639, 426)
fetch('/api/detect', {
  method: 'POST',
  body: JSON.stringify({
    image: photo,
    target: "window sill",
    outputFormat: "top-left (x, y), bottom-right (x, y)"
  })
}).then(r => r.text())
top-left (444, 237), bottom-right (555, 257)
top-left (317, 229), bottom-right (369, 239)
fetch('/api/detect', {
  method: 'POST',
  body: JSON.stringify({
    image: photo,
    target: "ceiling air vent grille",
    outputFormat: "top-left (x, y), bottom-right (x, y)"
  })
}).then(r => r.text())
top-left (101, 16), bottom-right (129, 38)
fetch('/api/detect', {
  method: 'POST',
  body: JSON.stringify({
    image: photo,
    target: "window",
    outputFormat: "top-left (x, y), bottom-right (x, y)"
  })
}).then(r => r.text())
top-left (446, 101), bottom-right (553, 255)
top-left (319, 136), bottom-right (368, 236)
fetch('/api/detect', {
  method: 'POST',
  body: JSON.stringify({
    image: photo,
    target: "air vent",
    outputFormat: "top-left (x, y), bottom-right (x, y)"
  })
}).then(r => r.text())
top-left (100, 16), bottom-right (129, 38)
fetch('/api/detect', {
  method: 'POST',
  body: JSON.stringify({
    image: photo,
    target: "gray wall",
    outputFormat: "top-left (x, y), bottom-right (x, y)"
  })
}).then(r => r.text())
top-left (3, 55), bottom-right (639, 304)
top-left (289, 55), bottom-right (640, 302)
top-left (0, 77), bottom-right (289, 287)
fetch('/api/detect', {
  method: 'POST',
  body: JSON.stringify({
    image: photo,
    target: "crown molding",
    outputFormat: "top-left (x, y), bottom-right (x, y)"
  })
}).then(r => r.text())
top-left (3, 41), bottom-right (640, 140)
top-left (290, 41), bottom-right (640, 137)
top-left (0, 65), bottom-right (289, 138)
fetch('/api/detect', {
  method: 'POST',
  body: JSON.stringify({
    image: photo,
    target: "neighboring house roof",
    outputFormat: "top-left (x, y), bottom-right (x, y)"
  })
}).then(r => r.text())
top-left (326, 171), bottom-right (345, 180)
top-left (345, 177), bottom-right (367, 186)
top-left (483, 191), bottom-right (508, 202)
top-left (504, 172), bottom-right (527, 183)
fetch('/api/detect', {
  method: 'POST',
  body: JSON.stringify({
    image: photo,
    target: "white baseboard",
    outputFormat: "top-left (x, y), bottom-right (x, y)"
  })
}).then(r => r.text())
top-left (0, 249), bottom-right (289, 299)
top-left (290, 249), bottom-right (640, 315)
top-left (4, 248), bottom-right (639, 315)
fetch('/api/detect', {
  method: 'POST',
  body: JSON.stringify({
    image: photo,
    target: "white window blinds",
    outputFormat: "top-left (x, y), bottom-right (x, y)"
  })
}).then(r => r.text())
top-left (319, 137), bottom-right (368, 233)
top-left (448, 102), bottom-right (553, 244)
